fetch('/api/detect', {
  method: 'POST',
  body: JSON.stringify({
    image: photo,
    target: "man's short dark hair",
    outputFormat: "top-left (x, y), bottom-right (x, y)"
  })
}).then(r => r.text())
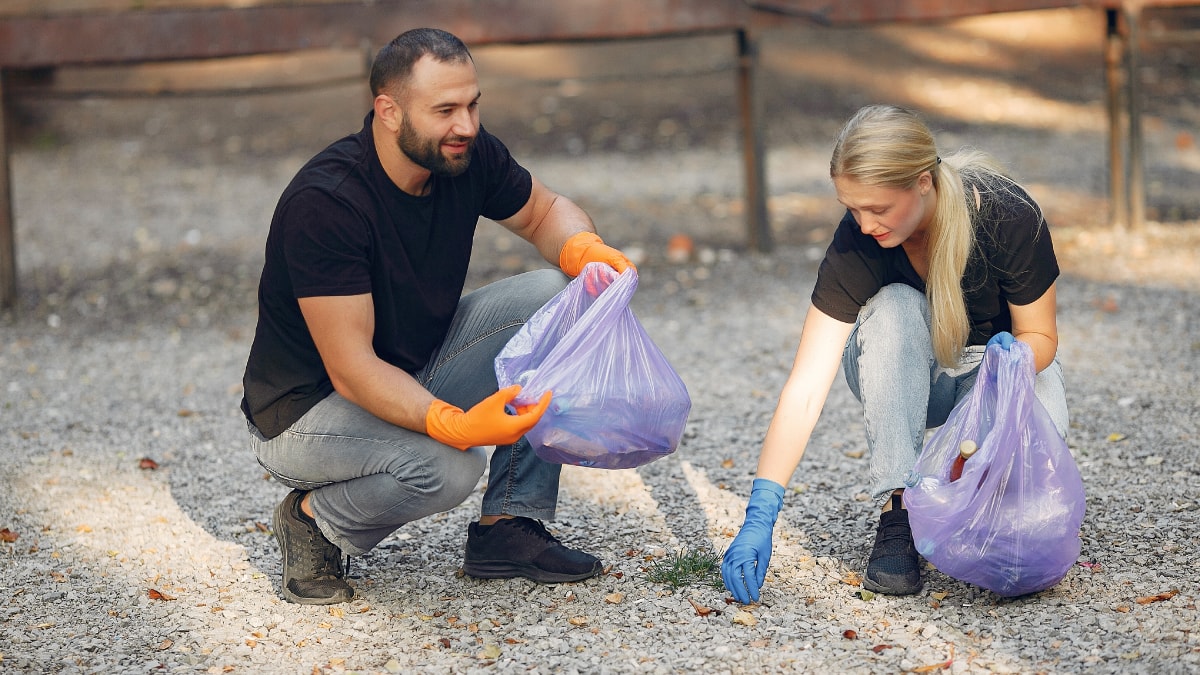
top-left (369, 28), bottom-right (473, 98)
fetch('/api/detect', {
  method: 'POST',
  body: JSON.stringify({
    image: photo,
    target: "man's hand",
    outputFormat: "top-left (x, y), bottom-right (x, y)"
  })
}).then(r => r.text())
top-left (425, 385), bottom-right (552, 450)
top-left (721, 478), bottom-right (785, 604)
top-left (558, 232), bottom-right (634, 277)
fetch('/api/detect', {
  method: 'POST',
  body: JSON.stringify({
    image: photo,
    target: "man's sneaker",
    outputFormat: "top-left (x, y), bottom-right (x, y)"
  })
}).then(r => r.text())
top-left (463, 517), bottom-right (603, 583)
top-left (273, 490), bottom-right (354, 605)
top-left (863, 502), bottom-right (923, 596)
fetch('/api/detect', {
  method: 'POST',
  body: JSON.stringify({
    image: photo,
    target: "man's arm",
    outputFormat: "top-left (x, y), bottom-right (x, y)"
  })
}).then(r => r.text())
top-left (298, 293), bottom-right (435, 432)
top-left (497, 175), bottom-right (595, 267)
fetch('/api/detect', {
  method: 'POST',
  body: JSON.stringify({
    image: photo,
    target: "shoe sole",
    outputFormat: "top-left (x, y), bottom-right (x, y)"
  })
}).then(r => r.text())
top-left (861, 575), bottom-right (923, 596)
top-left (464, 560), bottom-right (603, 584)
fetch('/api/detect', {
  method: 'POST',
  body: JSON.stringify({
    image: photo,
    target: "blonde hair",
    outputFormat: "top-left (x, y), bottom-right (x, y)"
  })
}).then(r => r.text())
top-left (830, 104), bottom-right (1039, 367)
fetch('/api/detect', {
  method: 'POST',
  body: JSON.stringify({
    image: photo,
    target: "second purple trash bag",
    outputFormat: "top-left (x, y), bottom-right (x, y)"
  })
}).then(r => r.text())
top-left (494, 263), bottom-right (691, 469)
top-left (904, 341), bottom-right (1086, 597)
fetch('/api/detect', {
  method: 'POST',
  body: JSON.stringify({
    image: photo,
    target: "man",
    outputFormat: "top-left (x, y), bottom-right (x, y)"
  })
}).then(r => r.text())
top-left (241, 28), bottom-right (633, 605)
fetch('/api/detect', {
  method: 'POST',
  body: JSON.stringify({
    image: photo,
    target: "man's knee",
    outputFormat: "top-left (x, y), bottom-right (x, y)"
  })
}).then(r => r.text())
top-left (402, 445), bottom-right (488, 510)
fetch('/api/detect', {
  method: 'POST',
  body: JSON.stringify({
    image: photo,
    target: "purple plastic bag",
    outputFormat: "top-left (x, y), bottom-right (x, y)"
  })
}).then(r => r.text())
top-left (904, 341), bottom-right (1085, 597)
top-left (494, 263), bottom-right (691, 469)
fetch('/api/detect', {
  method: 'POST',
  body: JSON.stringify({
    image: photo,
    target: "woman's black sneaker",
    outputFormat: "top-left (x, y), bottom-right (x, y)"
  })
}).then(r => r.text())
top-left (273, 490), bottom-right (354, 605)
top-left (863, 505), bottom-right (923, 595)
top-left (463, 517), bottom-right (603, 583)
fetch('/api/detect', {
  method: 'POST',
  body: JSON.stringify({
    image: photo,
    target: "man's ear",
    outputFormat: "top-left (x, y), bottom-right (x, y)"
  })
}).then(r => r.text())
top-left (374, 94), bottom-right (402, 132)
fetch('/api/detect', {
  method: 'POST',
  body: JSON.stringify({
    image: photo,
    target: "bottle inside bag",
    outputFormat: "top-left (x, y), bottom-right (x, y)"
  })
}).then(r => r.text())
top-left (949, 439), bottom-right (978, 482)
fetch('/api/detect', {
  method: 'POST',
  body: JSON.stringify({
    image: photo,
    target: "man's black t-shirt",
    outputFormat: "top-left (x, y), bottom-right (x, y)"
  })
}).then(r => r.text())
top-left (810, 181), bottom-right (1059, 345)
top-left (242, 114), bottom-right (533, 439)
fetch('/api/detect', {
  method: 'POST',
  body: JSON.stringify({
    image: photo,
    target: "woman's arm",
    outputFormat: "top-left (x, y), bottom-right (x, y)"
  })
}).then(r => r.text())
top-left (1008, 281), bottom-right (1059, 372)
top-left (755, 306), bottom-right (856, 486)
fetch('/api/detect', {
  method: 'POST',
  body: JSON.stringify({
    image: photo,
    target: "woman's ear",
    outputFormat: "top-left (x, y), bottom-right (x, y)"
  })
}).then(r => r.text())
top-left (918, 170), bottom-right (934, 196)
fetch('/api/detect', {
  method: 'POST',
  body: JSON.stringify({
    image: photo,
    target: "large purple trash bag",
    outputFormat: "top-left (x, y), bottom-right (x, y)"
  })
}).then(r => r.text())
top-left (495, 263), bottom-right (691, 469)
top-left (904, 341), bottom-right (1086, 597)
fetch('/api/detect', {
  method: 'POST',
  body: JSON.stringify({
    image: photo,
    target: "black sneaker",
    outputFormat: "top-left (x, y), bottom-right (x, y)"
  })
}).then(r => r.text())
top-left (463, 517), bottom-right (603, 583)
top-left (863, 503), bottom-right (923, 596)
top-left (273, 490), bottom-right (354, 605)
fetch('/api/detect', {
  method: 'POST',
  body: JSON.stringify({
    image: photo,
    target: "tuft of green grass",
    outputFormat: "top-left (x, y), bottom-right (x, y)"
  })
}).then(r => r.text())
top-left (645, 544), bottom-right (725, 590)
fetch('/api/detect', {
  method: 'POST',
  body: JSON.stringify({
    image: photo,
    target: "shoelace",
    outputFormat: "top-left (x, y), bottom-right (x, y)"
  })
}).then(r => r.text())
top-left (506, 517), bottom-right (560, 544)
top-left (295, 517), bottom-right (346, 580)
top-left (873, 519), bottom-right (914, 549)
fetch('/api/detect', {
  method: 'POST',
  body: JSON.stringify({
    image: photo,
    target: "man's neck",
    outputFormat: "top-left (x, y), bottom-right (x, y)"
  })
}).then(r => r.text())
top-left (372, 116), bottom-right (432, 196)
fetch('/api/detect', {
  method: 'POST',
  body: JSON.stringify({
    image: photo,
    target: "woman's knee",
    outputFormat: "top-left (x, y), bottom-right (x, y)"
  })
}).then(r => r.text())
top-left (861, 284), bottom-right (928, 330)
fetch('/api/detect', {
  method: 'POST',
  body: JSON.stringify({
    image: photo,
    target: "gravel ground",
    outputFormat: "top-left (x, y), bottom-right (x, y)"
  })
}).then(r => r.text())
top-left (3, 9), bottom-right (1200, 674)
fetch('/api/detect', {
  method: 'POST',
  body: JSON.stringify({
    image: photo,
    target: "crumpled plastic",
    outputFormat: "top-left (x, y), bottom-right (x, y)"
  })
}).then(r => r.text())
top-left (494, 263), bottom-right (691, 469)
top-left (905, 341), bottom-right (1086, 597)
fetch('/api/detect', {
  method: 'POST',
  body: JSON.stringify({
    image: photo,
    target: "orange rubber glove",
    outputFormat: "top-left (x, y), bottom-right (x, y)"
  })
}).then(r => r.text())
top-left (425, 385), bottom-right (552, 451)
top-left (558, 232), bottom-right (634, 278)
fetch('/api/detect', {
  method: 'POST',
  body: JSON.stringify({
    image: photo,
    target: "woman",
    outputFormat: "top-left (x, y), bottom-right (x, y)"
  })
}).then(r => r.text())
top-left (721, 104), bottom-right (1069, 602)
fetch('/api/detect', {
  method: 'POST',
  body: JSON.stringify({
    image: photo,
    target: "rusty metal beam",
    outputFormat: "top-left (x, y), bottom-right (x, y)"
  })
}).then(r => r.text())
top-left (749, 0), bottom-right (1092, 24)
top-left (0, 0), bottom-right (750, 68)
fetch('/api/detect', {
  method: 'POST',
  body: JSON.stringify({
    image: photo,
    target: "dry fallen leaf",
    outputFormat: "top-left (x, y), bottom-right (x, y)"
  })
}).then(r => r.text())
top-left (1134, 589), bottom-right (1178, 605)
top-left (605, 592), bottom-right (624, 604)
top-left (478, 643), bottom-right (502, 660)
top-left (687, 598), bottom-right (714, 617)
top-left (872, 644), bottom-right (893, 653)
top-left (721, 458), bottom-right (735, 469)
top-left (138, 457), bottom-right (160, 470)
top-left (732, 610), bottom-right (757, 626)
top-left (1106, 432), bottom-right (1128, 443)
top-left (157, 639), bottom-right (173, 651)
top-left (911, 645), bottom-right (955, 672)
top-left (0, 528), bottom-right (18, 543)
top-left (568, 616), bottom-right (589, 626)
top-left (147, 589), bottom-right (176, 601)
top-left (842, 570), bottom-right (863, 587)
top-left (842, 629), bottom-right (858, 640)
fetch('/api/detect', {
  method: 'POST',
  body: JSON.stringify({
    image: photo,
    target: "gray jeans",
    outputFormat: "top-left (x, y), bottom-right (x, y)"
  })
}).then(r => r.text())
top-left (840, 284), bottom-right (1069, 501)
top-left (248, 269), bottom-right (570, 556)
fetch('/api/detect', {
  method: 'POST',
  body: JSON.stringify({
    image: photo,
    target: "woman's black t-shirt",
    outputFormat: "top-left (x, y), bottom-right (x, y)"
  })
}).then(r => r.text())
top-left (810, 181), bottom-right (1059, 345)
top-left (242, 114), bottom-right (532, 439)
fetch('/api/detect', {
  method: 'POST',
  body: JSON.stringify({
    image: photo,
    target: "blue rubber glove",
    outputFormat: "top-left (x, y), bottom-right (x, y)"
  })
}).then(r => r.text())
top-left (721, 478), bottom-right (785, 604)
top-left (987, 331), bottom-right (1015, 350)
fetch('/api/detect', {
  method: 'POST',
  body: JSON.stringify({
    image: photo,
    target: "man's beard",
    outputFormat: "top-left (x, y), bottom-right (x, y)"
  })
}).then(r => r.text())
top-left (397, 116), bottom-right (474, 177)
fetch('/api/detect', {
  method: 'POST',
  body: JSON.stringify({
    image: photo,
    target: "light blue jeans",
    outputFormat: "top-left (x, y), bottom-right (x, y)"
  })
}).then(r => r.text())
top-left (248, 269), bottom-right (570, 556)
top-left (841, 284), bottom-right (1069, 501)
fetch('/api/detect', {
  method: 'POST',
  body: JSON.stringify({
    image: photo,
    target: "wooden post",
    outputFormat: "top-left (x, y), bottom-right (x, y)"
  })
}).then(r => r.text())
top-left (0, 68), bottom-right (15, 309)
top-left (1124, 2), bottom-right (1146, 231)
top-left (736, 29), bottom-right (772, 253)
top-left (1105, 8), bottom-right (1129, 230)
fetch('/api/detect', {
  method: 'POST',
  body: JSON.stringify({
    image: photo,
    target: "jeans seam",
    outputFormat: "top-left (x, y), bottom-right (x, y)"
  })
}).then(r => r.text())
top-left (420, 319), bottom-right (526, 387)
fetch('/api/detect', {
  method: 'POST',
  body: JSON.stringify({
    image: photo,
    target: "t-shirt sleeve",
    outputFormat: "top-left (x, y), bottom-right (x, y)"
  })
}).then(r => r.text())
top-left (986, 189), bottom-right (1059, 306)
top-left (475, 127), bottom-right (533, 222)
top-left (280, 189), bottom-right (374, 299)
top-left (811, 210), bottom-right (898, 324)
